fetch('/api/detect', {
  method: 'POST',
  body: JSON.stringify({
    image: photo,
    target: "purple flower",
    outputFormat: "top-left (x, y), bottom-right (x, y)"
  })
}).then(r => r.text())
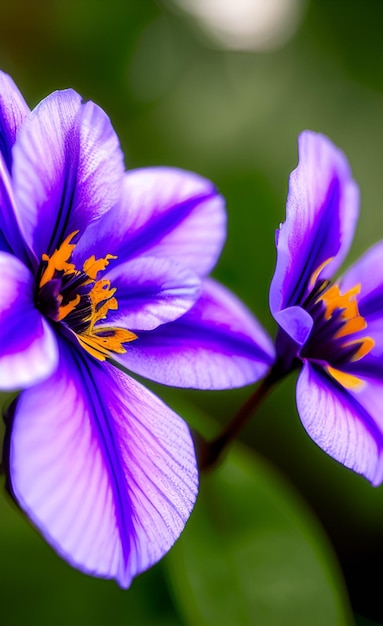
top-left (0, 71), bottom-right (274, 586)
top-left (270, 130), bottom-right (383, 484)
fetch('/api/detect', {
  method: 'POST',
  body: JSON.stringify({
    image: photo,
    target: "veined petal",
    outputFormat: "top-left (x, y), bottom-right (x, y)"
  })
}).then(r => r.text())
top-left (296, 362), bottom-right (383, 485)
top-left (105, 256), bottom-right (201, 331)
top-left (7, 339), bottom-right (198, 587)
top-left (340, 241), bottom-right (383, 313)
top-left (114, 278), bottom-right (275, 389)
top-left (0, 70), bottom-right (30, 171)
top-left (12, 89), bottom-right (124, 260)
top-left (0, 252), bottom-right (58, 390)
top-left (274, 305), bottom-right (313, 346)
top-left (74, 167), bottom-right (226, 277)
top-left (328, 242), bottom-right (383, 379)
top-left (0, 153), bottom-right (30, 261)
top-left (270, 131), bottom-right (359, 316)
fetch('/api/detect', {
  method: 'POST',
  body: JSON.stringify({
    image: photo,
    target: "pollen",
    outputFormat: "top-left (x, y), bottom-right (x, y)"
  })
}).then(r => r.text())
top-left (39, 231), bottom-right (79, 288)
top-left (320, 283), bottom-right (361, 322)
top-left (37, 231), bottom-right (137, 361)
top-left (308, 256), bottom-right (335, 290)
top-left (317, 282), bottom-right (374, 357)
top-left (305, 260), bottom-right (375, 391)
top-left (325, 365), bottom-right (365, 390)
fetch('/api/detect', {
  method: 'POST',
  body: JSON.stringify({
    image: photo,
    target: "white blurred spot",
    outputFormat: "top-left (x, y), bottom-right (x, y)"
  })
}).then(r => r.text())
top-left (169, 0), bottom-right (306, 51)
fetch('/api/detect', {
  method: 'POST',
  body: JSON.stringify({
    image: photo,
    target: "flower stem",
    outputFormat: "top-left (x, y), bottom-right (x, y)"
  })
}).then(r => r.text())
top-left (197, 364), bottom-right (286, 472)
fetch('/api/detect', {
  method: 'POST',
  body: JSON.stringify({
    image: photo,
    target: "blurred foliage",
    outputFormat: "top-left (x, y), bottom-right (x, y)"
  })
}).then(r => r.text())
top-left (1, 0), bottom-right (383, 623)
top-left (168, 444), bottom-right (353, 626)
top-left (0, 485), bottom-right (182, 626)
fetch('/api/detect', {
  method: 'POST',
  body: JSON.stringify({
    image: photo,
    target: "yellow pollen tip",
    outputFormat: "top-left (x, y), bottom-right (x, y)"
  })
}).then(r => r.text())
top-left (57, 294), bottom-right (81, 321)
top-left (77, 328), bottom-right (137, 361)
top-left (320, 283), bottom-right (361, 321)
top-left (344, 337), bottom-right (375, 362)
top-left (326, 365), bottom-right (365, 390)
top-left (335, 316), bottom-right (367, 339)
top-left (39, 231), bottom-right (80, 288)
top-left (83, 254), bottom-right (117, 280)
top-left (40, 234), bottom-right (137, 361)
top-left (309, 257), bottom-right (335, 290)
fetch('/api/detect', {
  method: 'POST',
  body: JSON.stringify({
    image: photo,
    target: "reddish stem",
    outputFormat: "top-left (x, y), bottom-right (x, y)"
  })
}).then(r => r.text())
top-left (197, 365), bottom-right (284, 472)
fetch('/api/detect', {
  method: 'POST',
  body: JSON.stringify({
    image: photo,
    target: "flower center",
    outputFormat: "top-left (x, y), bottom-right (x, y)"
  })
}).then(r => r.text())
top-left (36, 231), bottom-right (137, 361)
top-left (301, 260), bottom-right (374, 389)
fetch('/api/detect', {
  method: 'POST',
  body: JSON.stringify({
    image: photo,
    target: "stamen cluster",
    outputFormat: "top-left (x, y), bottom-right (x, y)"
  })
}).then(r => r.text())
top-left (301, 277), bottom-right (374, 389)
top-left (36, 231), bottom-right (136, 361)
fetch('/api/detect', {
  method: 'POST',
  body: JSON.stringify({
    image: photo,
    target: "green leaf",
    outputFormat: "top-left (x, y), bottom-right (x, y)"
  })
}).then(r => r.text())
top-left (0, 490), bottom-right (183, 626)
top-left (167, 443), bottom-right (354, 626)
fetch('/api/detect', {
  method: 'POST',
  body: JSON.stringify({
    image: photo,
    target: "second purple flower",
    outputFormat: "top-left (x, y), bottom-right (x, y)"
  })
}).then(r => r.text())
top-left (269, 131), bottom-right (383, 484)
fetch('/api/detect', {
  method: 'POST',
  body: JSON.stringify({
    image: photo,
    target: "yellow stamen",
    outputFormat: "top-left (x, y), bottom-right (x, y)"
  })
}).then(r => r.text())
top-left (83, 254), bottom-right (117, 280)
top-left (326, 365), bottom-right (365, 390)
top-left (320, 284), bottom-right (361, 321)
top-left (89, 280), bottom-right (117, 309)
top-left (308, 260), bottom-right (375, 390)
top-left (317, 281), bottom-right (374, 367)
top-left (309, 256), bottom-right (335, 290)
top-left (335, 316), bottom-right (366, 339)
top-left (315, 280), bottom-right (374, 358)
top-left (39, 231), bottom-right (79, 288)
top-left (39, 230), bottom-right (137, 361)
top-left (343, 337), bottom-right (375, 362)
top-left (57, 294), bottom-right (81, 321)
top-left (77, 328), bottom-right (137, 361)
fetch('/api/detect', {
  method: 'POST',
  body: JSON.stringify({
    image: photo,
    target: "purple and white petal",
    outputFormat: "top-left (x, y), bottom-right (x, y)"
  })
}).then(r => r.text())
top-left (114, 278), bottom-right (275, 389)
top-left (273, 305), bottom-right (313, 347)
top-left (7, 338), bottom-right (198, 587)
top-left (0, 153), bottom-right (31, 262)
top-left (12, 90), bottom-right (124, 260)
top-left (0, 252), bottom-right (58, 390)
top-left (105, 256), bottom-right (200, 331)
top-left (296, 361), bottom-right (383, 485)
top-left (339, 241), bottom-right (383, 356)
top-left (74, 167), bottom-right (226, 277)
top-left (270, 131), bottom-right (359, 316)
top-left (0, 71), bottom-right (30, 171)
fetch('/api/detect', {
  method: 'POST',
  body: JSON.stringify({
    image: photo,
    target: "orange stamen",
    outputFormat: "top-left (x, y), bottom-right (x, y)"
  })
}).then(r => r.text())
top-left (343, 337), bottom-right (375, 362)
top-left (335, 316), bottom-right (366, 339)
top-left (326, 365), bottom-right (365, 390)
top-left (39, 231), bottom-right (137, 361)
top-left (39, 231), bottom-right (79, 288)
top-left (316, 280), bottom-right (374, 356)
top-left (83, 254), bottom-right (116, 280)
top-left (57, 294), bottom-right (81, 321)
top-left (309, 256), bottom-right (334, 290)
top-left (320, 284), bottom-right (361, 321)
top-left (77, 328), bottom-right (137, 361)
top-left (308, 260), bottom-right (375, 391)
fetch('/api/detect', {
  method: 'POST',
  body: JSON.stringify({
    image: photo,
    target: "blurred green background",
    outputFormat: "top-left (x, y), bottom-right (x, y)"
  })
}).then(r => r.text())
top-left (1, 1), bottom-right (383, 624)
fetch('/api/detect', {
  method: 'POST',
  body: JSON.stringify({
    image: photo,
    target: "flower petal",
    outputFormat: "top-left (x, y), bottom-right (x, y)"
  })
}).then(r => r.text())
top-left (270, 131), bottom-right (359, 316)
top-left (114, 278), bottom-right (275, 389)
top-left (0, 153), bottom-right (30, 261)
top-left (274, 305), bottom-right (313, 347)
top-left (339, 241), bottom-right (383, 357)
top-left (296, 361), bottom-right (383, 485)
top-left (12, 89), bottom-right (124, 260)
top-left (105, 256), bottom-right (201, 331)
top-left (0, 70), bottom-right (29, 171)
top-left (74, 167), bottom-right (226, 277)
top-left (7, 338), bottom-right (198, 587)
top-left (0, 252), bottom-right (58, 390)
